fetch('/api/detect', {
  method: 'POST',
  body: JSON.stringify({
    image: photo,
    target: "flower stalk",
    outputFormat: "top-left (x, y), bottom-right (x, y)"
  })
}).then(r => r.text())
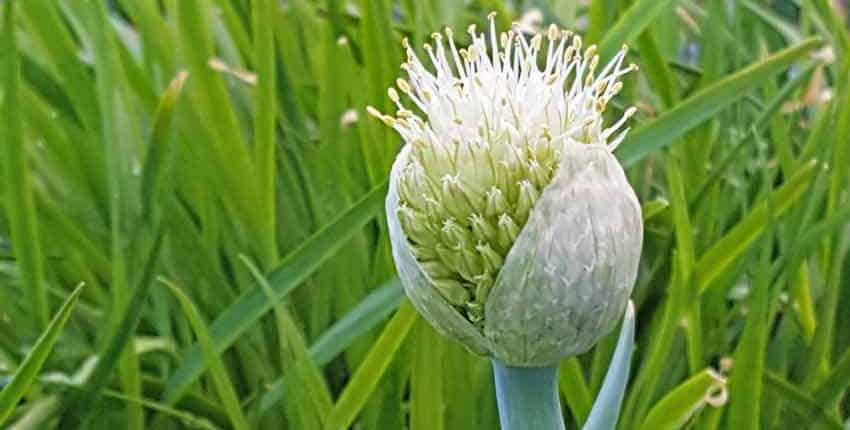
top-left (492, 360), bottom-right (565, 430)
top-left (493, 301), bottom-right (636, 430)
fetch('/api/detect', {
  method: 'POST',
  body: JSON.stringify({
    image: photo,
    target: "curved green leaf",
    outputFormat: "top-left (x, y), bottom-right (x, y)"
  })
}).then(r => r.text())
top-left (583, 301), bottom-right (636, 430)
top-left (163, 280), bottom-right (249, 430)
top-left (241, 256), bottom-right (331, 427)
top-left (0, 284), bottom-right (84, 426)
top-left (2, 0), bottom-right (49, 330)
top-left (310, 279), bottom-right (404, 365)
top-left (256, 279), bottom-right (404, 417)
top-left (324, 301), bottom-right (418, 430)
top-left (141, 70), bottom-right (189, 217)
top-left (727, 223), bottom-right (773, 430)
top-left (57, 232), bottom-right (164, 428)
top-left (617, 38), bottom-right (821, 167)
top-left (597, 0), bottom-right (678, 61)
top-left (638, 369), bottom-right (727, 430)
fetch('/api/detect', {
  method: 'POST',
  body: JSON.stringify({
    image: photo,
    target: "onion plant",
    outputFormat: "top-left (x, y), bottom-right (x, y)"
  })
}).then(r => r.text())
top-left (0, 0), bottom-right (848, 429)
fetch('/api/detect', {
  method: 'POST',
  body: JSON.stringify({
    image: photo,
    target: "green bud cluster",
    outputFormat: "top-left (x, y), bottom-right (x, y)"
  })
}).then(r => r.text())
top-left (396, 132), bottom-right (560, 325)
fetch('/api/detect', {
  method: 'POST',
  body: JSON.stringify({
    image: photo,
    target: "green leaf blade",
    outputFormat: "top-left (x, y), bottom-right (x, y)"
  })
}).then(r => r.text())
top-left (0, 284), bottom-right (84, 426)
top-left (617, 38), bottom-right (821, 167)
top-left (163, 181), bottom-right (387, 404)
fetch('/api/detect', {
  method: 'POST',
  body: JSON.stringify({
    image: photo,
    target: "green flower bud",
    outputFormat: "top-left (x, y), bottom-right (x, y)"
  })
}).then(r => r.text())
top-left (374, 16), bottom-right (642, 366)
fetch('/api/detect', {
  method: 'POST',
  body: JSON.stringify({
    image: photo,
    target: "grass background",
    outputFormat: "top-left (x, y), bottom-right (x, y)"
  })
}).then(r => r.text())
top-left (0, 0), bottom-right (849, 429)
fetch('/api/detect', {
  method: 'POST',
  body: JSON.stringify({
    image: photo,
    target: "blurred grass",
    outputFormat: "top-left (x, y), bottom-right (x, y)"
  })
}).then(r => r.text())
top-left (0, 0), bottom-right (849, 429)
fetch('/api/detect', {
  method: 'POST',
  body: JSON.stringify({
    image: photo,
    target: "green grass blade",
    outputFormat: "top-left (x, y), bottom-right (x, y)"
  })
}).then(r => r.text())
top-left (617, 38), bottom-right (821, 167)
top-left (763, 372), bottom-right (843, 430)
top-left (163, 180), bottom-right (388, 403)
top-left (163, 280), bottom-right (250, 430)
top-left (325, 301), bottom-right (419, 430)
top-left (803, 66), bottom-right (850, 389)
top-left (802, 316), bottom-right (850, 428)
top-left (57, 232), bottom-right (164, 428)
top-left (0, 284), bottom-right (84, 426)
top-left (789, 263), bottom-right (816, 343)
top-left (115, 0), bottom-right (175, 82)
top-left (742, 0), bottom-right (802, 44)
top-left (141, 71), bottom-right (189, 218)
top-left (585, 0), bottom-right (615, 43)
top-left (777, 205), bottom-right (850, 292)
top-left (689, 61), bottom-right (818, 210)
top-left (807, 0), bottom-right (850, 59)
top-left (256, 279), bottom-right (404, 417)
top-left (1, 0), bottom-right (49, 330)
top-left (637, 369), bottom-right (727, 430)
top-left (620, 256), bottom-right (686, 428)
top-left (101, 389), bottom-right (221, 430)
top-left (410, 321), bottom-right (446, 430)
top-left (3, 396), bottom-right (59, 429)
top-left (558, 358), bottom-right (592, 426)
top-left (173, 0), bottom-right (263, 254)
top-left (597, 0), bottom-right (678, 61)
top-left (17, 0), bottom-right (100, 130)
top-left (209, 0), bottom-right (254, 65)
top-left (694, 160), bottom-right (818, 293)
top-left (726, 224), bottom-right (773, 429)
top-left (251, 0), bottom-right (278, 266)
top-left (666, 155), bottom-right (702, 373)
top-left (812, 346), bottom-right (850, 408)
top-left (635, 29), bottom-right (678, 108)
top-left (84, 2), bottom-right (147, 426)
top-left (240, 256), bottom-right (332, 427)
top-left (309, 279), bottom-right (404, 365)
top-left (358, 0), bottom-right (400, 176)
top-left (49, 381), bottom-right (222, 430)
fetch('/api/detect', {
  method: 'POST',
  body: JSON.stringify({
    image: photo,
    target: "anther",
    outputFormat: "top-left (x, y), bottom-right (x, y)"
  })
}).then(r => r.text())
top-left (388, 88), bottom-right (400, 103)
top-left (548, 24), bottom-right (559, 41)
top-left (531, 34), bottom-right (543, 51)
top-left (366, 106), bottom-right (383, 118)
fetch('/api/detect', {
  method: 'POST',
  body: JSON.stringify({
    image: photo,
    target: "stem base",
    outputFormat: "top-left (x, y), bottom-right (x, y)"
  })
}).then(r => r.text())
top-left (492, 359), bottom-right (565, 430)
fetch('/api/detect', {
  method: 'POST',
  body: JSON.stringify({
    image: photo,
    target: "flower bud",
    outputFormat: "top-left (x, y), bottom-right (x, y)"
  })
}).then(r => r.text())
top-left (379, 16), bottom-right (642, 366)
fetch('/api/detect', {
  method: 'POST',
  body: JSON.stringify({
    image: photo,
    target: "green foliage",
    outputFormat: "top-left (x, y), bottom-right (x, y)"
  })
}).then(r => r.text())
top-left (0, 0), bottom-right (849, 429)
top-left (0, 284), bottom-right (83, 426)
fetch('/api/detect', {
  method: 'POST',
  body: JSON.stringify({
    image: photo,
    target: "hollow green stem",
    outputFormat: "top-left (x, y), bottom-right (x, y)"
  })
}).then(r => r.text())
top-left (492, 360), bottom-right (565, 430)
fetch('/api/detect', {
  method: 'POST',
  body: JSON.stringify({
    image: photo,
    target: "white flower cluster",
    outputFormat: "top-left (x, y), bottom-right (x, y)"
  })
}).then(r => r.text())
top-left (370, 14), bottom-right (637, 327)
